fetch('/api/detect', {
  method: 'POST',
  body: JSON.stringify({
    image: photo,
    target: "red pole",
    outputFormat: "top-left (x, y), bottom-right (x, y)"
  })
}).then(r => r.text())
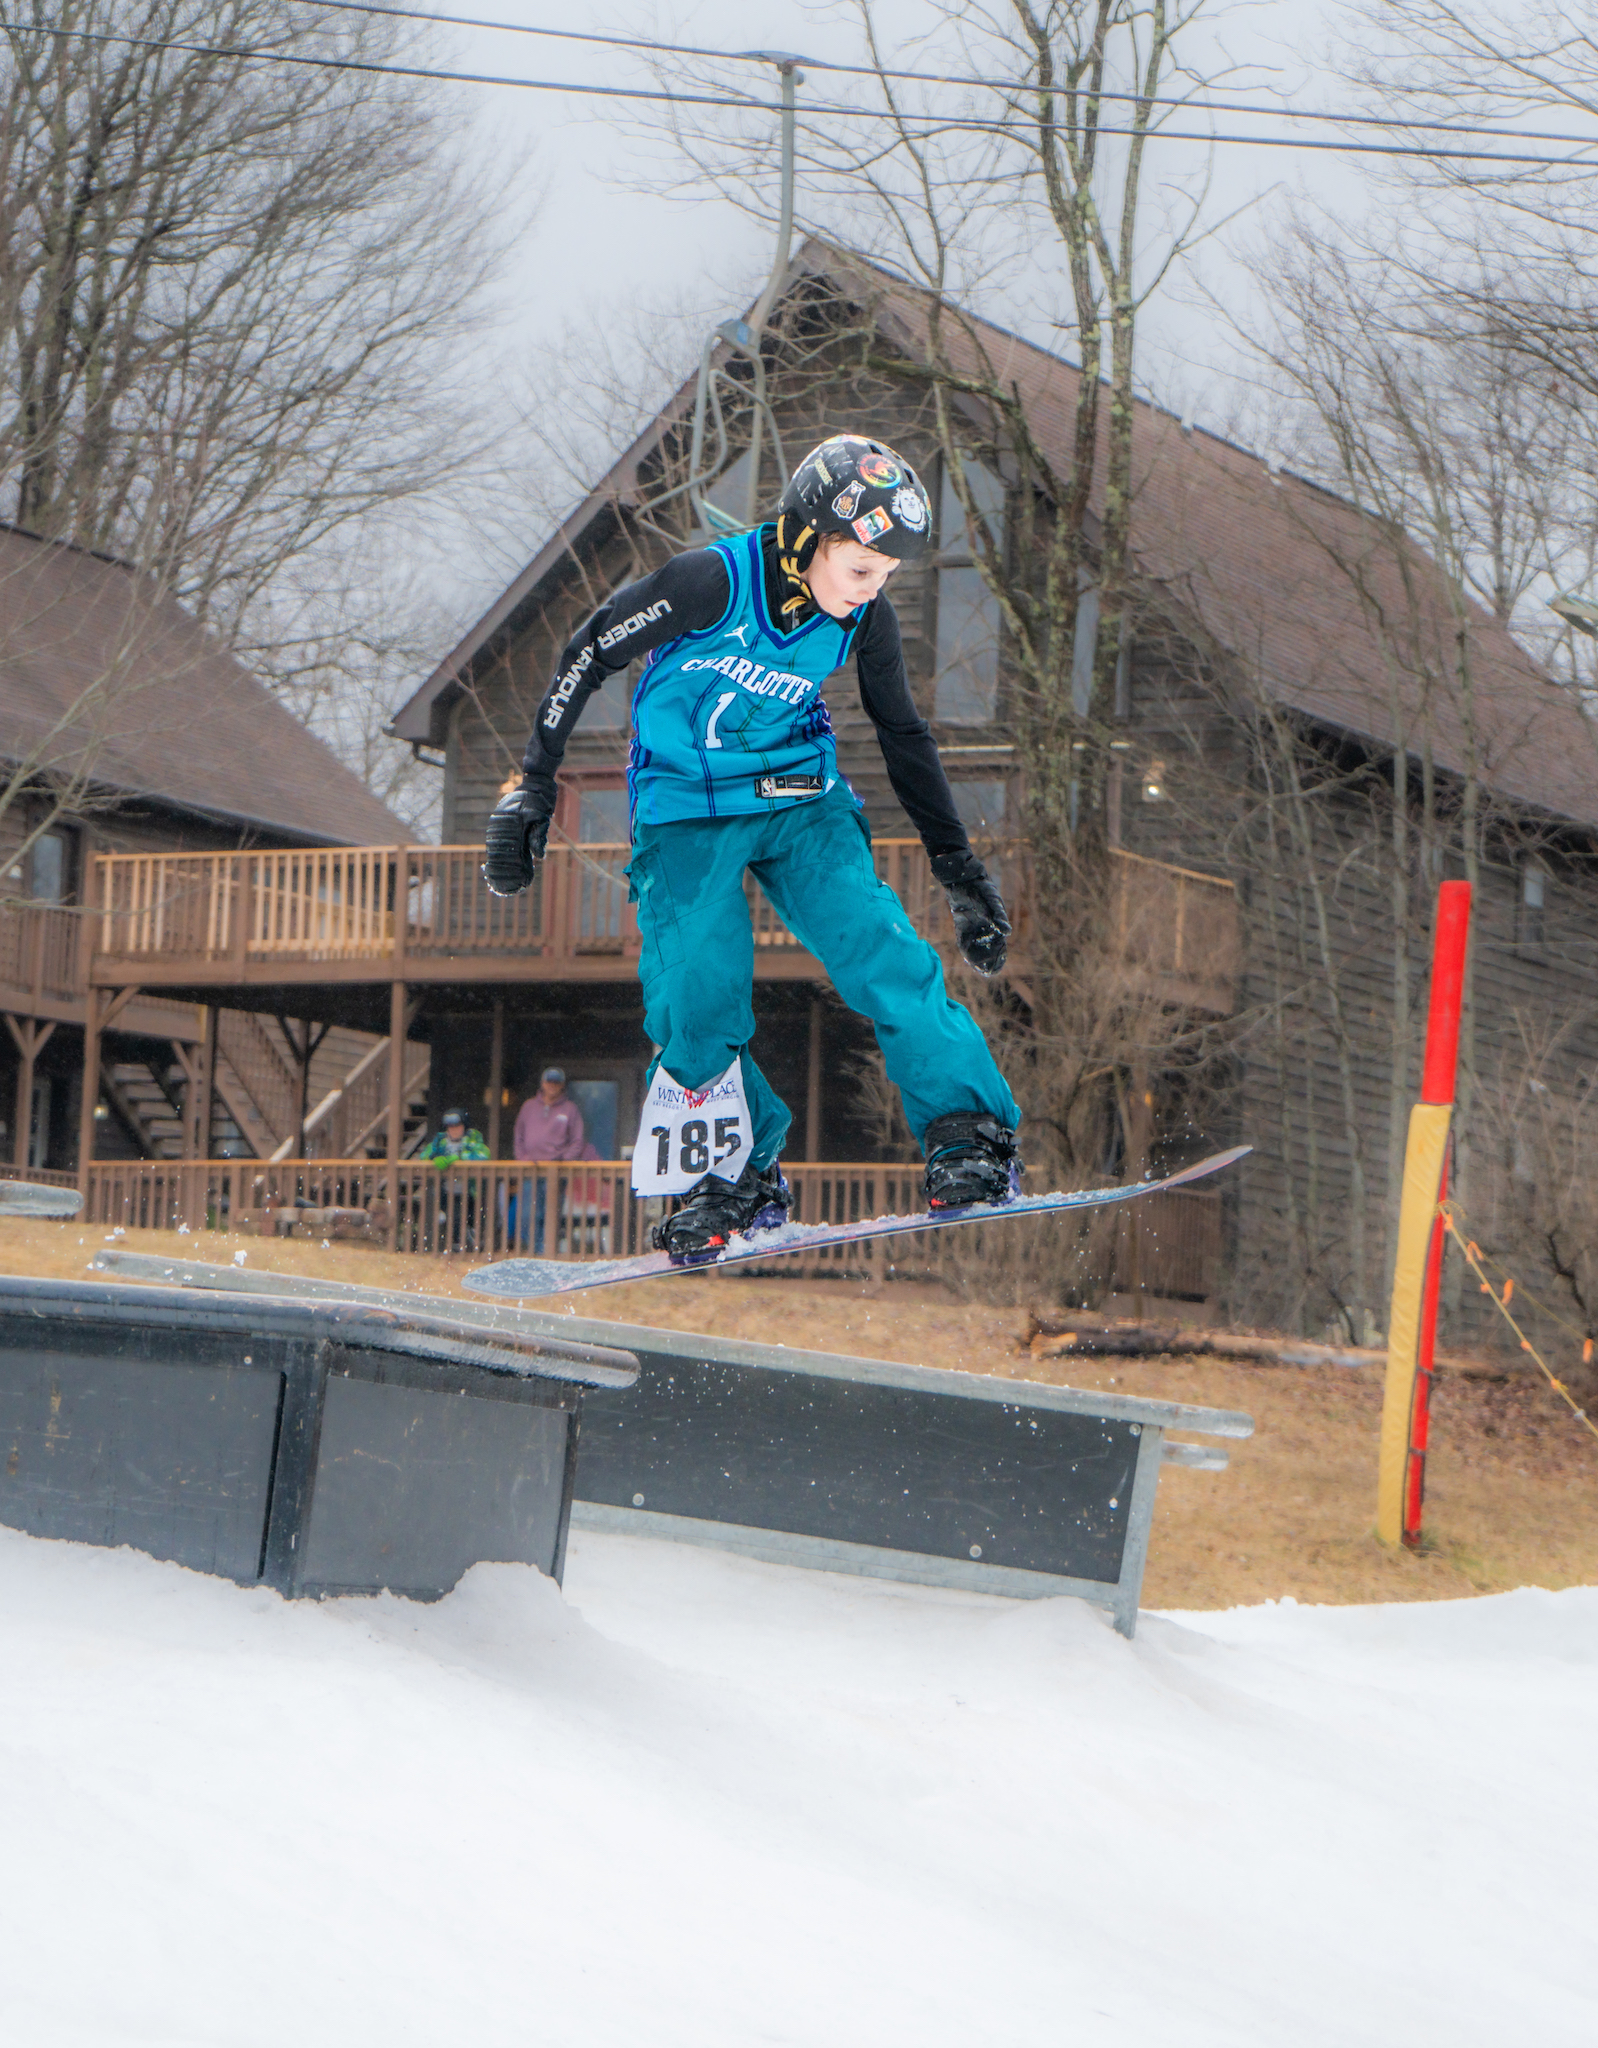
top-left (1403, 881), bottom-right (1471, 1548)
top-left (1420, 882), bottom-right (1471, 1104)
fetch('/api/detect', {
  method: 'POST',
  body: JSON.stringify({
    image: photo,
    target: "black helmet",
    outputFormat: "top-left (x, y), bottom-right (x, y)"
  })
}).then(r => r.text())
top-left (774, 435), bottom-right (933, 614)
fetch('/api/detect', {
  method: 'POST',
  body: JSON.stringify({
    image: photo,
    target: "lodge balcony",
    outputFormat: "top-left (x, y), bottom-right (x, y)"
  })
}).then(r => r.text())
top-left (81, 840), bottom-right (1241, 1015)
top-left (1, 898), bottom-right (205, 1039)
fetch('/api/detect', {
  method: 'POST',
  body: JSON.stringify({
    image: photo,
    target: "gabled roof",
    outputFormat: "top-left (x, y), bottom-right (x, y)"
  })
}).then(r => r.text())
top-left (0, 525), bottom-right (412, 845)
top-left (396, 239), bottom-right (1596, 833)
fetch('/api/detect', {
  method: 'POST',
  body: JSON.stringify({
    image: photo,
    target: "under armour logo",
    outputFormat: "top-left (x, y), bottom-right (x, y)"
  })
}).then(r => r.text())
top-left (726, 624), bottom-right (751, 645)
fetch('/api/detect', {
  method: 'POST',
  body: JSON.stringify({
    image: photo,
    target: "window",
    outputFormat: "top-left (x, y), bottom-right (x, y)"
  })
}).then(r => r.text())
top-left (581, 669), bottom-right (630, 731)
top-left (1518, 858), bottom-right (1549, 948)
top-left (578, 787), bottom-right (630, 844)
top-left (1071, 583), bottom-right (1132, 719)
top-left (1141, 759), bottom-right (1169, 803)
top-left (567, 1079), bottom-right (619, 1159)
top-left (952, 780), bottom-right (1007, 835)
top-left (28, 829), bottom-right (72, 902)
top-left (934, 457), bottom-right (1004, 725)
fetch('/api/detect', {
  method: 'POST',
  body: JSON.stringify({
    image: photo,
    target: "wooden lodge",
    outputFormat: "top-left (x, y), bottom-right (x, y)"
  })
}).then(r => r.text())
top-left (19, 242), bottom-right (1598, 1334)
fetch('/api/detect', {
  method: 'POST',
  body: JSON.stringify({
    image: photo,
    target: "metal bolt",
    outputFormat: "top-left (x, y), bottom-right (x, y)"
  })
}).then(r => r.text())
top-left (632, 1492), bottom-right (645, 1507)
top-left (969, 1543), bottom-right (982, 1559)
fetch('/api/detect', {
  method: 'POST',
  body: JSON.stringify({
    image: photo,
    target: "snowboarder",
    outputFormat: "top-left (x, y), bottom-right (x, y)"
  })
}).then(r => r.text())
top-left (483, 433), bottom-right (1020, 1261)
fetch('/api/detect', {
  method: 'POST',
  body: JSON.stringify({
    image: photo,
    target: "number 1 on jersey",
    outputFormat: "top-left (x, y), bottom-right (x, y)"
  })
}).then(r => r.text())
top-left (703, 691), bottom-right (737, 750)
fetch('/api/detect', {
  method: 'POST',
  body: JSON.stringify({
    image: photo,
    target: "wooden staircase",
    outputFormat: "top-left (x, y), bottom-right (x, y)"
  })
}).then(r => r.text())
top-left (93, 1015), bottom-right (430, 1162)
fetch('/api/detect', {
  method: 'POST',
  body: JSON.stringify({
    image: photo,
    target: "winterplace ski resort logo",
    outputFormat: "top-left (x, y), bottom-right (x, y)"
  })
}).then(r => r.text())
top-left (650, 1072), bottom-right (742, 1113)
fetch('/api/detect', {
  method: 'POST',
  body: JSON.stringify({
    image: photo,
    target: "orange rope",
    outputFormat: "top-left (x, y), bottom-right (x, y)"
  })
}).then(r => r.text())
top-left (1438, 1201), bottom-right (1598, 1446)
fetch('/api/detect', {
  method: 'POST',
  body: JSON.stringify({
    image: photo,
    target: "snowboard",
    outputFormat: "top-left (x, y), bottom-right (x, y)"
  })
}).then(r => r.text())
top-left (461, 1144), bottom-right (1251, 1300)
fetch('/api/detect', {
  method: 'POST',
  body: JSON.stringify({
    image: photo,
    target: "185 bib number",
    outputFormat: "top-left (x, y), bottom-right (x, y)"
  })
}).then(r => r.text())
top-left (631, 1058), bottom-right (750, 1195)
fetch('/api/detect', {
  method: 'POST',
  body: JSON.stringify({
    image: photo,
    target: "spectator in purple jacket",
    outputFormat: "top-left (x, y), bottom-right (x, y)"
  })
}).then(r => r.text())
top-left (514, 1067), bottom-right (585, 1162)
top-left (510, 1067), bottom-right (585, 1251)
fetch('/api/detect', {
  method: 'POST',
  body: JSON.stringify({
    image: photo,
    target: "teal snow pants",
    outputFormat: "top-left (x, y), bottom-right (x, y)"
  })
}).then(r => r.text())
top-left (626, 784), bottom-right (1019, 1169)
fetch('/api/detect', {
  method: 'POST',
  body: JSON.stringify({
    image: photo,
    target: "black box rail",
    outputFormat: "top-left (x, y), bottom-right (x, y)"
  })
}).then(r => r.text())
top-left (0, 1274), bottom-right (636, 1599)
top-left (96, 1255), bottom-right (1251, 1636)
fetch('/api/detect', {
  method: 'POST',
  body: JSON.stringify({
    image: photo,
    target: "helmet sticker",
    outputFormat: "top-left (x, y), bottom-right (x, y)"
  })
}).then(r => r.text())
top-left (831, 481), bottom-right (864, 520)
top-left (853, 507), bottom-right (892, 544)
top-left (892, 485), bottom-right (928, 533)
top-left (811, 454), bottom-right (834, 485)
top-left (858, 452), bottom-right (902, 488)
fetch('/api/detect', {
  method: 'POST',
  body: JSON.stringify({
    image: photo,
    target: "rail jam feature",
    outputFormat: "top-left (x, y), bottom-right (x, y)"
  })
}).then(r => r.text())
top-left (0, 1273), bottom-right (636, 1598)
top-left (95, 1253), bottom-right (1252, 1637)
top-left (0, 1173), bottom-right (82, 1218)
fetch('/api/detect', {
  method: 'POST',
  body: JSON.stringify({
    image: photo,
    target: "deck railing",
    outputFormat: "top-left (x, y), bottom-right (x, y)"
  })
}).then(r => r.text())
top-left (87, 838), bottom-right (1236, 1010)
top-left (1111, 850), bottom-right (1239, 1009)
top-left (90, 838), bottom-right (1022, 972)
top-left (0, 902), bottom-right (83, 1002)
top-left (78, 1154), bottom-right (1221, 1299)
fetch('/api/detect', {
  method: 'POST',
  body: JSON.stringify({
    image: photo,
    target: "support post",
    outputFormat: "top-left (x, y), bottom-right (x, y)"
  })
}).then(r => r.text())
top-left (78, 990), bottom-right (104, 1191)
top-left (805, 997), bottom-right (822, 1162)
top-left (388, 980), bottom-right (406, 1249)
top-left (196, 1005), bottom-right (217, 1160)
top-left (296, 1021), bottom-right (312, 1144)
top-left (9, 1018), bottom-right (31, 1170)
top-left (487, 998), bottom-right (505, 1159)
top-left (1377, 881), bottom-right (1471, 1549)
top-left (5, 1014), bottom-right (56, 1169)
top-left (170, 1041), bottom-right (199, 1159)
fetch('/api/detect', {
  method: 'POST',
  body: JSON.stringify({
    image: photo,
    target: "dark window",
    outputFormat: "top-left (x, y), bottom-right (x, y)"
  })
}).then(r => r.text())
top-left (28, 828), bottom-right (75, 903)
top-left (934, 458), bottom-right (1003, 725)
top-left (1518, 859), bottom-right (1548, 948)
top-left (578, 787), bottom-right (630, 844)
top-left (951, 780), bottom-right (1007, 835)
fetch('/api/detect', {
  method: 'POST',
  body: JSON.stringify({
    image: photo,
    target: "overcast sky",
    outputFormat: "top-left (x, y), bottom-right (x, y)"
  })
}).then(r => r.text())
top-left (407, 0), bottom-right (1373, 634)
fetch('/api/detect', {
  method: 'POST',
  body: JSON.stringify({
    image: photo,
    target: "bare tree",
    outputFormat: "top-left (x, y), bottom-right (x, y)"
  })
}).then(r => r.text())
top-left (1220, 0), bottom-right (1598, 1331)
top-left (0, 0), bottom-right (510, 848)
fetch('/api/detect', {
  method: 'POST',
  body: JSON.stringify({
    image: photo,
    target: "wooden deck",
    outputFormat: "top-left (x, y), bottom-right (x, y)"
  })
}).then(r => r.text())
top-left (84, 839), bottom-right (964, 988)
top-left (85, 839), bottom-right (1239, 1010)
top-left (1, 901), bottom-right (203, 1038)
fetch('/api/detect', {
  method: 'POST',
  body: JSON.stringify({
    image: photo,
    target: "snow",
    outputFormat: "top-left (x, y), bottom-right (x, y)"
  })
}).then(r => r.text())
top-left (1, 1527), bottom-right (1592, 2046)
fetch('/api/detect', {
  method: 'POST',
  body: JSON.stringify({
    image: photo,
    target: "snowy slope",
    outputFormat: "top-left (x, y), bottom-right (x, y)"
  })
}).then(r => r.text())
top-left (1, 1525), bottom-right (1592, 2047)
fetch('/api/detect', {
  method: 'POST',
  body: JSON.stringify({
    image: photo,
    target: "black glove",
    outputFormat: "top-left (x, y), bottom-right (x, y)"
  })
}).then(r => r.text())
top-left (482, 778), bottom-right (553, 897)
top-left (930, 848), bottom-right (1010, 977)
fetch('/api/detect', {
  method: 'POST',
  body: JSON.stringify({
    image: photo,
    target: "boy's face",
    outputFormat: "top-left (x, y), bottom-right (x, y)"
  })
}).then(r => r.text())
top-left (803, 537), bottom-right (900, 618)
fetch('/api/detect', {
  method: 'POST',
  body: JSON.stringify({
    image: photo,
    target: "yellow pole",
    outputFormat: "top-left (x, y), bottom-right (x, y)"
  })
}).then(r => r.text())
top-left (1375, 1102), bottom-right (1452, 1545)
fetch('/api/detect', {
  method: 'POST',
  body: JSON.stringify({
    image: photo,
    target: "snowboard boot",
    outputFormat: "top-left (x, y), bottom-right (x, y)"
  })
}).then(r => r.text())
top-left (922, 1111), bottom-right (1021, 1211)
top-left (652, 1159), bottom-right (793, 1265)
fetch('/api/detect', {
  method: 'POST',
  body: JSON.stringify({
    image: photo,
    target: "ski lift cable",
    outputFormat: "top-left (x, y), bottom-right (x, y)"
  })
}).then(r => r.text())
top-left (10, 18), bottom-right (1598, 167)
top-left (285, 0), bottom-right (1598, 152)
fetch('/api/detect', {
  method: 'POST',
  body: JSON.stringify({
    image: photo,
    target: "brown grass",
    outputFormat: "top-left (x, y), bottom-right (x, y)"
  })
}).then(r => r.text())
top-left (5, 1219), bottom-right (1595, 1610)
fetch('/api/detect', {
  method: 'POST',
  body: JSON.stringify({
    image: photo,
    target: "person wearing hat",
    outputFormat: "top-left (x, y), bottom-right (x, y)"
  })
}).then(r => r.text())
top-left (418, 1107), bottom-right (490, 1251)
top-left (511, 1066), bottom-right (586, 1252)
top-left (484, 434), bottom-right (1019, 1261)
top-left (419, 1107), bottom-right (490, 1164)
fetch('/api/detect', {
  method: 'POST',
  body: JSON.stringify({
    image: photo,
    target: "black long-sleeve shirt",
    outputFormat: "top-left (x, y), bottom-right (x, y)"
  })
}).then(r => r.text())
top-left (522, 526), bottom-right (970, 856)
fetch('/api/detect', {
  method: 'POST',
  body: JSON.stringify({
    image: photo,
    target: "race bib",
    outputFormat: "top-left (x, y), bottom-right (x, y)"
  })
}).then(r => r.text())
top-left (631, 1058), bottom-right (750, 1195)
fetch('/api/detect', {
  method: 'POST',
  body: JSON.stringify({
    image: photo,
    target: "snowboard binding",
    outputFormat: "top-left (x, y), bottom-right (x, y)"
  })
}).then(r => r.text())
top-left (922, 1111), bottom-right (1021, 1210)
top-left (652, 1159), bottom-right (793, 1266)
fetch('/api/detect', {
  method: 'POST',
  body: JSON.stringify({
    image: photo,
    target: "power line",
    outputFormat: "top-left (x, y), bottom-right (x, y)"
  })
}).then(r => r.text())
top-left (5, 15), bottom-right (1596, 169)
top-left (285, 0), bottom-right (1598, 153)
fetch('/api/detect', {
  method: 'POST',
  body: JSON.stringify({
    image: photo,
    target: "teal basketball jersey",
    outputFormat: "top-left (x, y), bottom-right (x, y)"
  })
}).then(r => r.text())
top-left (627, 529), bottom-right (860, 828)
